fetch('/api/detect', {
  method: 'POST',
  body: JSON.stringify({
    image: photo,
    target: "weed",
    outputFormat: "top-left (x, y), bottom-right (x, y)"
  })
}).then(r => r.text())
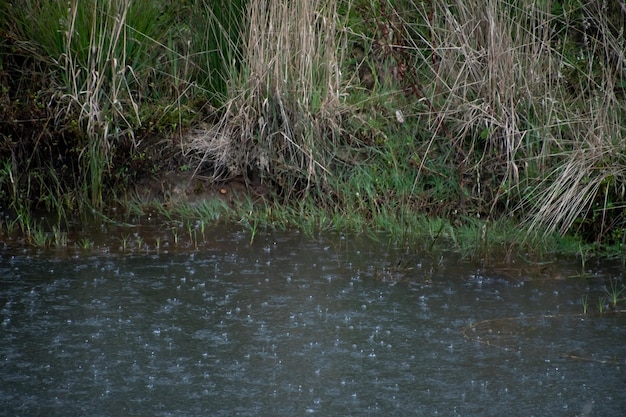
top-left (186, 222), bottom-right (194, 244)
top-left (120, 234), bottom-right (131, 252)
top-left (192, 199), bottom-right (232, 223)
top-left (248, 219), bottom-right (259, 245)
top-left (79, 238), bottom-right (93, 250)
top-left (597, 297), bottom-right (606, 315)
top-left (52, 226), bottom-right (68, 248)
top-left (605, 279), bottom-right (625, 310)
top-left (577, 243), bottom-right (591, 277)
top-left (173, 229), bottom-right (179, 247)
top-left (4, 218), bottom-right (17, 236)
top-left (29, 225), bottom-right (49, 248)
top-left (199, 220), bottom-right (206, 240)
top-left (0, 159), bottom-right (17, 204)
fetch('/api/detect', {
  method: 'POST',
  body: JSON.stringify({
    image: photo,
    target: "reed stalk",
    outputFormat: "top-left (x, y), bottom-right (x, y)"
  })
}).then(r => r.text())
top-left (188, 0), bottom-right (346, 198)
top-left (377, 0), bottom-right (625, 243)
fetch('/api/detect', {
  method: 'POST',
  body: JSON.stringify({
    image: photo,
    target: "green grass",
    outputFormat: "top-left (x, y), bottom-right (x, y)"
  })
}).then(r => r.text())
top-left (0, 0), bottom-right (625, 262)
top-left (581, 294), bottom-right (589, 315)
top-left (78, 237), bottom-right (93, 251)
top-left (52, 226), bottom-right (68, 248)
top-left (119, 234), bottom-right (131, 252)
top-left (0, 0), bottom-right (243, 216)
top-left (605, 279), bottom-right (625, 310)
top-left (28, 224), bottom-right (49, 248)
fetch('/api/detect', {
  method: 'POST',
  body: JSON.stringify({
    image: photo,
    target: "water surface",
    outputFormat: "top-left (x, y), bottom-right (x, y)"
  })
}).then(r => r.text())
top-left (1, 229), bottom-right (625, 416)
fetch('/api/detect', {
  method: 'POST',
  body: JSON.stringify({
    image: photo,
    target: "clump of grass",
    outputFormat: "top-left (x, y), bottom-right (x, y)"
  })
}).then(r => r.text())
top-left (394, 0), bottom-right (561, 210)
top-left (581, 293), bottom-right (589, 315)
top-left (514, 2), bottom-right (625, 244)
top-left (605, 279), bottom-right (625, 310)
top-left (119, 234), bottom-right (131, 252)
top-left (78, 237), bottom-right (93, 251)
top-left (28, 225), bottom-right (49, 248)
top-left (4, 218), bottom-right (16, 236)
top-left (187, 0), bottom-right (346, 198)
top-left (191, 199), bottom-right (233, 223)
top-left (360, 0), bottom-right (626, 249)
top-left (4, 0), bottom-right (165, 207)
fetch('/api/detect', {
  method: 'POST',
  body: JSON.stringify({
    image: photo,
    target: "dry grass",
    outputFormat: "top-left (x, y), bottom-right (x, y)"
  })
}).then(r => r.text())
top-left (62, 1), bottom-right (141, 206)
top-left (408, 0), bottom-right (559, 190)
top-left (188, 0), bottom-right (347, 196)
top-left (397, 0), bottom-right (625, 240)
top-left (5, 0), bottom-right (163, 208)
top-left (524, 67), bottom-right (626, 238)
top-left (520, 1), bottom-right (626, 239)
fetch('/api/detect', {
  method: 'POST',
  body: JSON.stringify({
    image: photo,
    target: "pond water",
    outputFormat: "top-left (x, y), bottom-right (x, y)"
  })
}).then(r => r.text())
top-left (1, 227), bottom-right (625, 416)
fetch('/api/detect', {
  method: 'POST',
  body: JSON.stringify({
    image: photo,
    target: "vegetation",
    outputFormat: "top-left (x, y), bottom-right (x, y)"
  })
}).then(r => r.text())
top-left (0, 0), bottom-right (625, 261)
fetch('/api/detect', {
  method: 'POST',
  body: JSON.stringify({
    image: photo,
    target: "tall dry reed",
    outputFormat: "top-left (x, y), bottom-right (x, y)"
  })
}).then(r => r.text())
top-left (189, 0), bottom-right (346, 197)
top-left (3, 0), bottom-right (163, 208)
top-left (521, 1), bottom-right (626, 240)
top-left (398, 0), bottom-right (625, 240)
top-left (62, 0), bottom-right (141, 206)
top-left (407, 0), bottom-right (558, 193)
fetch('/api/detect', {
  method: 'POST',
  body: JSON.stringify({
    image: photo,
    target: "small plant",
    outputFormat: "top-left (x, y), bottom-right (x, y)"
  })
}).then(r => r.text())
top-left (5, 218), bottom-right (17, 235)
top-left (199, 219), bottom-right (206, 240)
top-left (597, 297), bottom-right (606, 315)
top-left (173, 229), bottom-right (179, 247)
top-left (187, 222), bottom-right (194, 242)
top-left (577, 243), bottom-right (590, 278)
top-left (78, 238), bottom-right (93, 250)
top-left (604, 279), bottom-right (625, 310)
top-left (248, 219), bottom-right (258, 245)
top-left (15, 206), bottom-right (34, 236)
top-left (186, 222), bottom-right (198, 247)
top-left (119, 234), bottom-right (130, 252)
top-left (155, 236), bottom-right (161, 252)
top-left (581, 294), bottom-right (589, 315)
top-left (29, 225), bottom-right (49, 248)
top-left (52, 225), bottom-right (68, 247)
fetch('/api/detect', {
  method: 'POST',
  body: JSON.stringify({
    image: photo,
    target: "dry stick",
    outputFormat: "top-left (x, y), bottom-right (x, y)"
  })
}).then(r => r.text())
top-left (426, 0), bottom-right (439, 75)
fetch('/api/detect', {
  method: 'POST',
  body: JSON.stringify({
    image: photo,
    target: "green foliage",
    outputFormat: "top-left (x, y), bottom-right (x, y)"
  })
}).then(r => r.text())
top-left (605, 278), bottom-right (625, 309)
top-left (1, 0), bottom-right (164, 209)
top-left (156, 0), bottom-right (246, 105)
top-left (0, 0), bottom-right (625, 259)
top-left (0, 0), bottom-right (246, 231)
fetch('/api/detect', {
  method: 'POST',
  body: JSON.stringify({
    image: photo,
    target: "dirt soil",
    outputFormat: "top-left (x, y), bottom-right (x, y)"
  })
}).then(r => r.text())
top-left (130, 169), bottom-right (270, 209)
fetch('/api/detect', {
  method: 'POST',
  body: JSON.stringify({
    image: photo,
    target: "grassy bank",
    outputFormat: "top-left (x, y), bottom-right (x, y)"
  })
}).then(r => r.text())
top-left (0, 0), bottom-right (625, 260)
